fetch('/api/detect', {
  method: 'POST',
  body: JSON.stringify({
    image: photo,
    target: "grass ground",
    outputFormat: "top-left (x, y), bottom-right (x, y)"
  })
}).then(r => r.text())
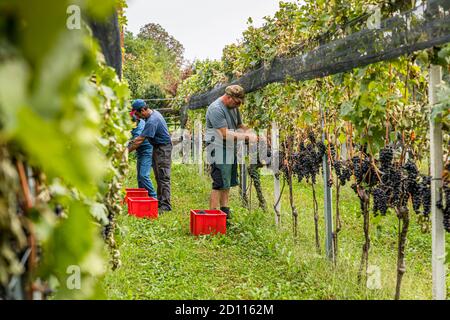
top-left (103, 162), bottom-right (449, 300)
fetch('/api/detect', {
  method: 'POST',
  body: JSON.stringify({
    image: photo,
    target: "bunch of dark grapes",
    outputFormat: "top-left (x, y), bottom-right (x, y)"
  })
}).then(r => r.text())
top-left (329, 143), bottom-right (336, 160)
top-left (341, 165), bottom-right (352, 185)
top-left (443, 184), bottom-right (450, 232)
top-left (292, 134), bottom-right (326, 184)
top-left (441, 162), bottom-right (450, 232)
top-left (379, 146), bottom-right (394, 169)
top-left (334, 159), bottom-right (342, 178)
top-left (372, 187), bottom-right (388, 216)
top-left (316, 141), bottom-right (327, 160)
top-left (313, 142), bottom-right (327, 184)
top-left (389, 167), bottom-right (403, 207)
top-left (403, 159), bottom-right (418, 177)
top-left (352, 156), bottom-right (362, 181)
top-left (369, 146), bottom-right (403, 215)
top-left (334, 160), bottom-right (352, 186)
top-left (352, 155), bottom-right (373, 185)
top-left (420, 175), bottom-right (432, 217)
top-left (377, 147), bottom-right (402, 208)
top-left (308, 131), bottom-right (316, 144)
top-left (403, 160), bottom-right (421, 214)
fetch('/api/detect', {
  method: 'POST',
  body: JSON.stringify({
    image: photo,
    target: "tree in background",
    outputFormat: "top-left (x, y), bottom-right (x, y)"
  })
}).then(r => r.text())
top-left (141, 83), bottom-right (166, 109)
top-left (124, 24), bottom-right (183, 100)
top-left (138, 23), bottom-right (184, 66)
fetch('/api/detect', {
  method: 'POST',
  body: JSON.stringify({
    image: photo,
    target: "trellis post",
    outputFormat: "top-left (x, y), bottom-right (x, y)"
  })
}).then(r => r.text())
top-left (194, 117), bottom-right (203, 175)
top-left (191, 128), bottom-right (195, 163)
top-left (182, 129), bottom-right (190, 164)
top-left (239, 142), bottom-right (248, 204)
top-left (429, 64), bottom-right (446, 300)
top-left (272, 121), bottom-right (281, 225)
top-left (321, 107), bottom-right (334, 261)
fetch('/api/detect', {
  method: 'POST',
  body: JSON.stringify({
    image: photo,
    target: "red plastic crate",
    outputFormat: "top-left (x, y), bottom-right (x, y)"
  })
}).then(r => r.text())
top-left (128, 197), bottom-right (158, 219)
top-left (124, 188), bottom-right (148, 201)
top-left (124, 189), bottom-right (149, 212)
top-left (190, 209), bottom-right (227, 236)
top-left (125, 188), bottom-right (147, 192)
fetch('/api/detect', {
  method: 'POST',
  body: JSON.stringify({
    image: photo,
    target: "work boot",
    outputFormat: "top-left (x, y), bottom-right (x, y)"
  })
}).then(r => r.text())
top-left (220, 207), bottom-right (231, 220)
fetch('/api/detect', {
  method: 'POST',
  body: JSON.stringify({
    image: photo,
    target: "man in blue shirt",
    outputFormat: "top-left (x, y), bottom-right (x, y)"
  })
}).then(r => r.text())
top-left (128, 99), bottom-right (172, 213)
top-left (130, 110), bottom-right (157, 198)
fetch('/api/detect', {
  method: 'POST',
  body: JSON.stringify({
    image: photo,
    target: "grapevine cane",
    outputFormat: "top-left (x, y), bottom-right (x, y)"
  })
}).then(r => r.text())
top-left (357, 185), bottom-right (370, 285)
top-left (395, 205), bottom-right (409, 300)
top-left (286, 138), bottom-right (299, 238)
top-left (273, 175), bottom-right (286, 221)
top-left (311, 182), bottom-right (321, 254)
top-left (16, 159), bottom-right (37, 299)
top-left (248, 164), bottom-right (267, 211)
top-left (393, 62), bottom-right (413, 300)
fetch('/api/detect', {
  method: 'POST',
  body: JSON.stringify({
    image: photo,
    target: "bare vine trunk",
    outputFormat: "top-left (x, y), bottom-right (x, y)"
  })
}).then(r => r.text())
top-left (395, 206), bottom-right (409, 300)
top-left (248, 164), bottom-right (267, 211)
top-left (288, 174), bottom-right (298, 238)
top-left (333, 179), bottom-right (342, 264)
top-left (240, 180), bottom-right (249, 208)
top-left (357, 188), bottom-right (370, 284)
top-left (311, 183), bottom-right (321, 254)
top-left (273, 175), bottom-right (284, 225)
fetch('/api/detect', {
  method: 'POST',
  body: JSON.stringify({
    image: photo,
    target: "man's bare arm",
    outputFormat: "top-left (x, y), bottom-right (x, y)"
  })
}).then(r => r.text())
top-left (217, 127), bottom-right (257, 143)
top-left (238, 124), bottom-right (249, 131)
top-left (237, 124), bottom-right (267, 143)
top-left (128, 136), bottom-right (146, 152)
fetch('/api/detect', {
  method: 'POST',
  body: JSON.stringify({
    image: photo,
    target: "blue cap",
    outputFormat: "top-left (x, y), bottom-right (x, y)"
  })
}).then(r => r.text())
top-left (131, 99), bottom-right (146, 111)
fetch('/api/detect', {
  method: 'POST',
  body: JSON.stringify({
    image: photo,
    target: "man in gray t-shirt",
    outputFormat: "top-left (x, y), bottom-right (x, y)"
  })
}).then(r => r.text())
top-left (206, 96), bottom-right (242, 146)
top-left (205, 85), bottom-right (258, 221)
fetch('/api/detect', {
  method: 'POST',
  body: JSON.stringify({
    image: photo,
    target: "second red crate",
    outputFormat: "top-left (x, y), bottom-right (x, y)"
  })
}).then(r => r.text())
top-left (128, 197), bottom-right (158, 219)
top-left (190, 209), bottom-right (227, 236)
top-left (124, 188), bottom-right (148, 202)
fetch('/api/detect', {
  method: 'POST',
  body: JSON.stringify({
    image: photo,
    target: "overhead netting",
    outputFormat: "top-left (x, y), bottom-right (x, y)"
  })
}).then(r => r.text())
top-left (187, 0), bottom-right (450, 110)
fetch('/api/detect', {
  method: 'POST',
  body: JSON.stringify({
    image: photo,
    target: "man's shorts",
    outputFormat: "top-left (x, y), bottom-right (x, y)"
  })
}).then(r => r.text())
top-left (211, 161), bottom-right (239, 190)
top-left (208, 145), bottom-right (239, 190)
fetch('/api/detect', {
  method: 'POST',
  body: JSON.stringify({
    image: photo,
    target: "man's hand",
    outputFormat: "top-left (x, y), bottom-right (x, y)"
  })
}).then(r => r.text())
top-left (238, 124), bottom-right (250, 132)
top-left (128, 136), bottom-right (145, 152)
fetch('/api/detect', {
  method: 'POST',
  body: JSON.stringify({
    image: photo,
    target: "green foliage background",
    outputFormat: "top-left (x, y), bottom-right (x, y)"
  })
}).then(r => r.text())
top-left (0, 0), bottom-right (131, 298)
top-left (123, 27), bottom-right (182, 100)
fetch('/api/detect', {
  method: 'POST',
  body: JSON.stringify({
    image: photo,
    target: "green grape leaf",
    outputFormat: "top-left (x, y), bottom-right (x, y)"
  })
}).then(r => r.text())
top-left (15, 107), bottom-right (103, 196)
top-left (0, 59), bottom-right (29, 132)
top-left (89, 202), bottom-right (109, 226)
